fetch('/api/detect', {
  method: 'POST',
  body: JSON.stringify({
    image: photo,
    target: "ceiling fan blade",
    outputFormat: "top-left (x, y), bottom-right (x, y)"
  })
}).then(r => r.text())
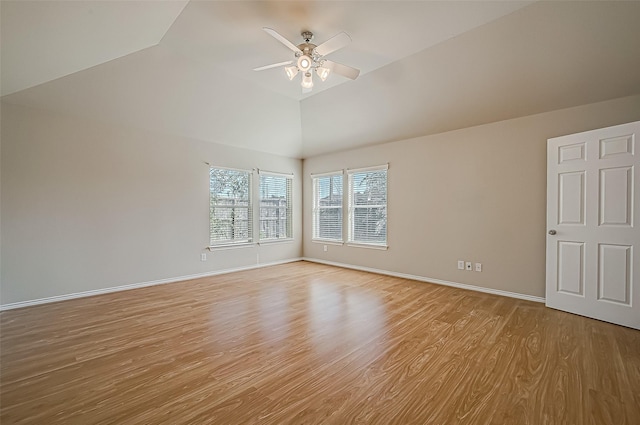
top-left (253, 61), bottom-right (293, 72)
top-left (324, 60), bottom-right (360, 80)
top-left (263, 27), bottom-right (302, 53)
top-left (314, 32), bottom-right (351, 56)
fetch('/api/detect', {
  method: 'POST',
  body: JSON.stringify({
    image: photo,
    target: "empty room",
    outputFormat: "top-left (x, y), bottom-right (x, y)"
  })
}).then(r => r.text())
top-left (1, 1), bottom-right (639, 424)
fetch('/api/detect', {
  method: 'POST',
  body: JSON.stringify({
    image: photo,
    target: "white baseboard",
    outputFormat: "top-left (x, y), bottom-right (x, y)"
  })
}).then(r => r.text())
top-left (0, 258), bottom-right (303, 311)
top-left (302, 257), bottom-right (545, 303)
top-left (1, 257), bottom-right (543, 311)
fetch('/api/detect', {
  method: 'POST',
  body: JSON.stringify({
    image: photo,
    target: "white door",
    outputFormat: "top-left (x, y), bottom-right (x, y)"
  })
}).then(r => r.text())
top-left (546, 121), bottom-right (640, 330)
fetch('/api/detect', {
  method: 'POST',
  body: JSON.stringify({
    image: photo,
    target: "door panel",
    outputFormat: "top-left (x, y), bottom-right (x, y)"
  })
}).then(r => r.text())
top-left (597, 244), bottom-right (631, 306)
top-left (559, 142), bottom-right (586, 163)
top-left (600, 134), bottom-right (634, 158)
top-left (599, 166), bottom-right (632, 226)
top-left (558, 171), bottom-right (585, 225)
top-left (557, 241), bottom-right (585, 296)
top-left (547, 121), bottom-right (640, 330)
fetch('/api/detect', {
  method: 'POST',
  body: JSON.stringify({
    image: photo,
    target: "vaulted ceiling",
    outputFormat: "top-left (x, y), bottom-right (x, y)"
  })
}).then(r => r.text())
top-left (2, 1), bottom-right (640, 158)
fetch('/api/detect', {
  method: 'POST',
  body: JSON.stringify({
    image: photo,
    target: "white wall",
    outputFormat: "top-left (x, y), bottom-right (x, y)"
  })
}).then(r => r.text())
top-left (303, 95), bottom-right (640, 298)
top-left (0, 103), bottom-right (302, 305)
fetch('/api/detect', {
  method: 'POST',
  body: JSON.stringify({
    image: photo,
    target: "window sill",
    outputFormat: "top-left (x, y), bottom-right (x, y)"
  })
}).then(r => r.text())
top-left (258, 238), bottom-right (295, 245)
top-left (346, 242), bottom-right (388, 250)
top-left (208, 242), bottom-right (255, 251)
top-left (312, 239), bottom-right (344, 246)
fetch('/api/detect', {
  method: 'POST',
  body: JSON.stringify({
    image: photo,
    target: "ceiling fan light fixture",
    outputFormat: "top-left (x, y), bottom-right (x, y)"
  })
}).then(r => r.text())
top-left (301, 72), bottom-right (314, 89)
top-left (297, 55), bottom-right (312, 72)
top-left (316, 67), bottom-right (330, 82)
top-left (285, 66), bottom-right (299, 80)
top-left (256, 27), bottom-right (360, 91)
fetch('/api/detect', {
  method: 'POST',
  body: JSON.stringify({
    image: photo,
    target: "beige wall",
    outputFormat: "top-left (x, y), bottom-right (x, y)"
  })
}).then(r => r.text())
top-left (302, 95), bottom-right (640, 298)
top-left (0, 103), bottom-right (302, 305)
top-left (3, 95), bottom-right (639, 305)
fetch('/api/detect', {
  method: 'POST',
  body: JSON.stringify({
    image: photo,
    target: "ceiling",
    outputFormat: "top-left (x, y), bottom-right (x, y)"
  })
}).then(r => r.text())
top-left (2, 1), bottom-right (640, 158)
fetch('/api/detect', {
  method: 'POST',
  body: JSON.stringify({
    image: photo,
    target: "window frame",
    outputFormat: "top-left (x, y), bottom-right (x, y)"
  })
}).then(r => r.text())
top-left (208, 166), bottom-right (254, 248)
top-left (258, 170), bottom-right (294, 243)
top-left (347, 164), bottom-right (388, 249)
top-left (311, 170), bottom-right (344, 243)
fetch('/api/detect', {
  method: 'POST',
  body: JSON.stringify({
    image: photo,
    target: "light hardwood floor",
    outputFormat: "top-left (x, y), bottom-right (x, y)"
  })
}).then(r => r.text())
top-left (1, 261), bottom-right (639, 424)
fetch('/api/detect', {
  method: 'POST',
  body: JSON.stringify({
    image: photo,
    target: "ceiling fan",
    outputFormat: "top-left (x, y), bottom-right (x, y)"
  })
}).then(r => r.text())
top-left (253, 27), bottom-right (360, 93)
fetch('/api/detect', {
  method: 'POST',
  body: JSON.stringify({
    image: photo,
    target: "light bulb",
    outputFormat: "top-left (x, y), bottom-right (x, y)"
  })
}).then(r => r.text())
top-left (316, 67), bottom-right (330, 82)
top-left (285, 66), bottom-right (299, 81)
top-left (301, 72), bottom-right (314, 89)
top-left (297, 55), bottom-right (312, 72)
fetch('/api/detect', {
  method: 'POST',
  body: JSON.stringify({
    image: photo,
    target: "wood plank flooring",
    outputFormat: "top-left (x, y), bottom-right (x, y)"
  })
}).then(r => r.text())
top-left (1, 261), bottom-right (639, 424)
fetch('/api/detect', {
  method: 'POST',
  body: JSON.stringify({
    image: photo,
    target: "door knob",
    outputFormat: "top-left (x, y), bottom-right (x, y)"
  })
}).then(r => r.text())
top-left (548, 230), bottom-right (557, 235)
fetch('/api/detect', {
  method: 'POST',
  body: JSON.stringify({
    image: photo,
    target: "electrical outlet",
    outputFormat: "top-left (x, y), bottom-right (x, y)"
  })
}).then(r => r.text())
top-left (457, 260), bottom-right (465, 270)
top-left (465, 262), bottom-right (472, 271)
top-left (324, 245), bottom-right (328, 252)
top-left (475, 263), bottom-right (482, 272)
top-left (201, 253), bottom-right (207, 262)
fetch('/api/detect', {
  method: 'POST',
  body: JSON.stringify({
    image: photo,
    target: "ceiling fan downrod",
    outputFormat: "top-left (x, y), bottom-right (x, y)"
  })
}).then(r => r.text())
top-left (301, 31), bottom-right (314, 43)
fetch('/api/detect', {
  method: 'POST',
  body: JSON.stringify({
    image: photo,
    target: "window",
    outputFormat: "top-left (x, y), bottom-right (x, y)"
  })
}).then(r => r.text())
top-left (209, 167), bottom-right (252, 246)
top-left (259, 172), bottom-right (292, 241)
top-left (348, 165), bottom-right (388, 247)
top-left (312, 172), bottom-right (343, 242)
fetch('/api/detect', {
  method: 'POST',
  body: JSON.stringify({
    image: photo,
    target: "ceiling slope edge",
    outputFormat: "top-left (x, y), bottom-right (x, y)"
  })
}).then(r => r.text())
top-left (0, 0), bottom-right (189, 96)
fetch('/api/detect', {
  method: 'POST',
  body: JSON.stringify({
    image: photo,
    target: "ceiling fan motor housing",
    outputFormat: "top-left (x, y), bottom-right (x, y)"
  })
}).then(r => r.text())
top-left (296, 43), bottom-right (317, 57)
top-left (296, 39), bottom-right (320, 73)
top-left (297, 31), bottom-right (320, 65)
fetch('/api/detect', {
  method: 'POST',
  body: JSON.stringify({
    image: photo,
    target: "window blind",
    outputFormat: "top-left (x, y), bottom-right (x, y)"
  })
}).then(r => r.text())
top-left (259, 173), bottom-right (292, 241)
top-left (312, 173), bottom-right (343, 241)
top-left (348, 166), bottom-right (387, 246)
top-left (209, 167), bottom-right (252, 245)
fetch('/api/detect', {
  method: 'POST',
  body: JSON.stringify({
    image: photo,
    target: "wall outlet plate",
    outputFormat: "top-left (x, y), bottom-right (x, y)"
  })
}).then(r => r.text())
top-left (465, 261), bottom-right (472, 271)
top-left (475, 263), bottom-right (482, 272)
top-left (457, 260), bottom-right (465, 270)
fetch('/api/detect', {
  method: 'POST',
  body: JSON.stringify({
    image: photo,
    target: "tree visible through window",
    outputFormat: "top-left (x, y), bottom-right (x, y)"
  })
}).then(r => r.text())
top-left (259, 173), bottom-right (292, 241)
top-left (348, 166), bottom-right (387, 246)
top-left (312, 173), bottom-right (343, 241)
top-left (209, 168), bottom-right (252, 245)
